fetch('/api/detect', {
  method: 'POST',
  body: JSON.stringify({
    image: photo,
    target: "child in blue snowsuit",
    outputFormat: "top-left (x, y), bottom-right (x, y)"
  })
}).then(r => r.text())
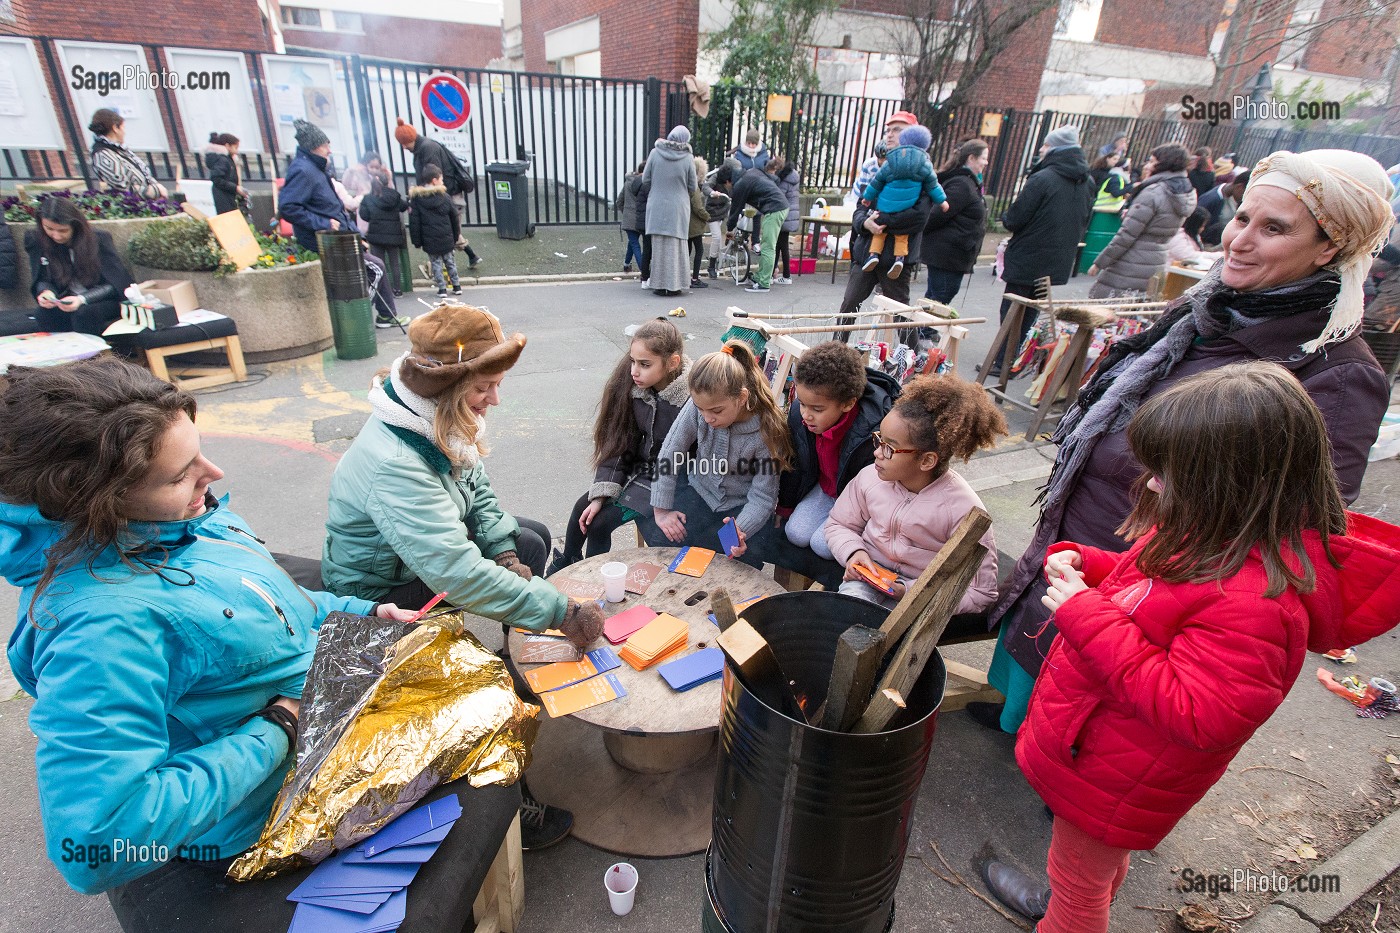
top-left (861, 125), bottom-right (948, 276)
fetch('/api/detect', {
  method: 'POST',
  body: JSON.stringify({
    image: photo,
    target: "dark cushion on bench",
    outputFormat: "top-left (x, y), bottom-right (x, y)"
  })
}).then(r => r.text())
top-left (0, 309), bottom-right (37, 337)
top-left (106, 778), bottom-right (520, 933)
top-left (130, 315), bottom-right (239, 350)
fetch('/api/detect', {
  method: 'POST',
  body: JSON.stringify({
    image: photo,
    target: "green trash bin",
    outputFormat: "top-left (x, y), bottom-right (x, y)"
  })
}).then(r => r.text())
top-left (1078, 206), bottom-right (1123, 274)
top-left (317, 231), bottom-right (378, 361)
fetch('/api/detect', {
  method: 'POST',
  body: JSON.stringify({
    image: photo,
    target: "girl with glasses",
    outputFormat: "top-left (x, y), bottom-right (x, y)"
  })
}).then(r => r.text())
top-left (825, 374), bottom-right (1006, 610)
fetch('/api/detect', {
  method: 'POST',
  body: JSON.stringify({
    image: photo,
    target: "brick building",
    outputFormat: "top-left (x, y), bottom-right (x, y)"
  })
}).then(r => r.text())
top-left (0, 0), bottom-right (273, 47)
top-left (274, 0), bottom-right (503, 68)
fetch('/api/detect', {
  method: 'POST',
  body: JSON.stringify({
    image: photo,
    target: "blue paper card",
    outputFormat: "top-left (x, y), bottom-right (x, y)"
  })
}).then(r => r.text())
top-left (344, 841), bottom-right (441, 865)
top-left (361, 796), bottom-right (462, 856)
top-left (290, 857), bottom-right (419, 898)
top-left (659, 647), bottom-right (725, 691)
top-left (293, 892), bottom-right (394, 914)
top-left (585, 645), bottom-right (622, 674)
top-left (289, 888), bottom-right (407, 933)
top-left (718, 521), bottom-right (741, 557)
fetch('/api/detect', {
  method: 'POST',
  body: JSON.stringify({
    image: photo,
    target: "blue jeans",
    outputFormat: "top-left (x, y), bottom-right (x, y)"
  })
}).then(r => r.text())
top-left (924, 267), bottom-right (965, 304)
top-left (624, 230), bottom-right (642, 268)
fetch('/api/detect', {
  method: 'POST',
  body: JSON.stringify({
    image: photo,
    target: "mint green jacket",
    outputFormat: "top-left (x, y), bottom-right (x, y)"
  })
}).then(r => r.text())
top-left (322, 417), bottom-right (567, 631)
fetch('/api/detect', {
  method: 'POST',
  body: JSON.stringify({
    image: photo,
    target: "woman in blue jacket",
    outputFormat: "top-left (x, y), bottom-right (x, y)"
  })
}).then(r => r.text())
top-left (0, 358), bottom-right (418, 915)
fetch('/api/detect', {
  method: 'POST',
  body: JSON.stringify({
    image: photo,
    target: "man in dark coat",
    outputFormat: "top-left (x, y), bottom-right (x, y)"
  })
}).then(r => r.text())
top-left (715, 164), bottom-right (788, 292)
top-left (834, 193), bottom-right (935, 345)
top-left (278, 120), bottom-right (352, 254)
top-left (994, 124), bottom-right (1095, 371)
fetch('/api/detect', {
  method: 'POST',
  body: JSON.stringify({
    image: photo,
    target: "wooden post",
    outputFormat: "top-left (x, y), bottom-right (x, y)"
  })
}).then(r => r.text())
top-left (716, 619), bottom-right (808, 721)
top-left (818, 625), bottom-right (887, 732)
top-left (852, 509), bottom-right (992, 734)
top-left (877, 509), bottom-right (993, 650)
top-left (710, 588), bottom-right (738, 631)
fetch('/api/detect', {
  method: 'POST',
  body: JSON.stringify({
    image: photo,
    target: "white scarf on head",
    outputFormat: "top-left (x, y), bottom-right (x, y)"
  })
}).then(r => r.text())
top-left (368, 351), bottom-right (484, 470)
top-left (1249, 149), bottom-right (1396, 352)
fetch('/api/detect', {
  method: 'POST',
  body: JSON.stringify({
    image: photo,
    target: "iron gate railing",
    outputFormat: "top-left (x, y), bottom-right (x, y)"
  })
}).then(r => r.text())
top-left (5, 32), bottom-right (1400, 228)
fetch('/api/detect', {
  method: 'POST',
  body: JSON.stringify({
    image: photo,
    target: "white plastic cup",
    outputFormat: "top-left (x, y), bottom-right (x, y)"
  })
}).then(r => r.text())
top-left (605, 862), bottom-right (638, 915)
top-left (600, 561), bottom-right (628, 603)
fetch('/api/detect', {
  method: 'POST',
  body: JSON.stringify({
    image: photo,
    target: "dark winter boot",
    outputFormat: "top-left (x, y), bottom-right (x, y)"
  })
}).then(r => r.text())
top-left (980, 859), bottom-right (1051, 920)
top-left (708, 257), bottom-right (718, 279)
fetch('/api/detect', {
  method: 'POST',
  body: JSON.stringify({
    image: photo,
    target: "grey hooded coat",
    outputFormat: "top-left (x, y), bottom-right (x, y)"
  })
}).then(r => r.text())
top-left (1093, 171), bottom-right (1197, 294)
top-left (642, 139), bottom-right (698, 240)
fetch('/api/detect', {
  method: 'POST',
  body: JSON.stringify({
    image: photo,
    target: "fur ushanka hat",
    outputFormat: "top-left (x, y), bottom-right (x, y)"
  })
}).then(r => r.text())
top-left (399, 303), bottom-right (526, 398)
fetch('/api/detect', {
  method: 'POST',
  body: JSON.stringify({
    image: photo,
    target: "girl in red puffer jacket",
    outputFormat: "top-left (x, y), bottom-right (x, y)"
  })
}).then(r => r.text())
top-left (995, 361), bottom-right (1400, 933)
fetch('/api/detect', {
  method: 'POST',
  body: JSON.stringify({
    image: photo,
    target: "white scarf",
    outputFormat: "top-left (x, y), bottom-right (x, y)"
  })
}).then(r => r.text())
top-left (368, 352), bottom-right (484, 470)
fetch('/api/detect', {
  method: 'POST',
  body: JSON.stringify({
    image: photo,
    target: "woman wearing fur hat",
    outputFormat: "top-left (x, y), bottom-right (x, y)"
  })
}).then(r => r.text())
top-left (974, 149), bottom-right (1395, 752)
top-left (641, 126), bottom-right (698, 296)
top-left (322, 303), bottom-right (600, 848)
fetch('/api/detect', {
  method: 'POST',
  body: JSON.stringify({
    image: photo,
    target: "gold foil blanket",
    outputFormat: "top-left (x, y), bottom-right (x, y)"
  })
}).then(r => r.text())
top-left (228, 610), bottom-right (538, 880)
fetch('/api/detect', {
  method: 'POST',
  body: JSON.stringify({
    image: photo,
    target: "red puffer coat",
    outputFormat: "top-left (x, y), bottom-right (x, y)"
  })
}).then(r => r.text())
top-left (1016, 511), bottom-right (1400, 850)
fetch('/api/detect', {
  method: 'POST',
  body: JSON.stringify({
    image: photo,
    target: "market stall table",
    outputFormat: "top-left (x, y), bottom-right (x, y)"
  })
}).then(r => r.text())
top-left (796, 214), bottom-right (854, 284)
top-left (1162, 261), bottom-right (1210, 301)
top-left (508, 547), bottom-right (787, 858)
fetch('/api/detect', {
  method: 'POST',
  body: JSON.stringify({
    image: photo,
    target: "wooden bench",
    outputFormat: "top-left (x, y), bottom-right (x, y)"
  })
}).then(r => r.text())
top-left (133, 313), bottom-right (249, 391)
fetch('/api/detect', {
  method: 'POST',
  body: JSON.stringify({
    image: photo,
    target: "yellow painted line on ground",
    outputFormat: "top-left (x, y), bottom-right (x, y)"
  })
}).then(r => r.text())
top-left (196, 355), bottom-right (371, 445)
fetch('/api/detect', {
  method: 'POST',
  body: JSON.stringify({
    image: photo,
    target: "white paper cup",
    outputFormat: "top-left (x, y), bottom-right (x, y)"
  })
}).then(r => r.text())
top-left (605, 862), bottom-right (638, 915)
top-left (600, 562), bottom-right (628, 603)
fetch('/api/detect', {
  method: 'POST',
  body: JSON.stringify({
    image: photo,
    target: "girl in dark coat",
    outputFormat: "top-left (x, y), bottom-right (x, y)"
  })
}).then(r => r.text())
top-left (26, 197), bottom-right (133, 335)
top-left (922, 139), bottom-right (989, 305)
top-left (551, 320), bottom-right (690, 572)
top-left (408, 166), bottom-right (462, 296)
top-left (359, 172), bottom-right (409, 296)
top-left (203, 133), bottom-right (246, 216)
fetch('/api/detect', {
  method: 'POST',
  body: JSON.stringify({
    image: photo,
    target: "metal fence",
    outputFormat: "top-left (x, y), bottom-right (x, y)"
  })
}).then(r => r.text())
top-left (6, 32), bottom-right (1400, 228)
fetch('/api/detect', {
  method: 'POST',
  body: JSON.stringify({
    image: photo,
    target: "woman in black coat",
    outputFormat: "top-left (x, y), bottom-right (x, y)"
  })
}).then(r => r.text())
top-left (359, 172), bottom-right (409, 296)
top-left (203, 132), bottom-right (247, 215)
top-left (921, 139), bottom-right (989, 305)
top-left (26, 197), bottom-right (133, 335)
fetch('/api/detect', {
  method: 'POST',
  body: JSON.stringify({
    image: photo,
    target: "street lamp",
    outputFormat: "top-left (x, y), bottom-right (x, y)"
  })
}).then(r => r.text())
top-left (1233, 62), bottom-right (1274, 152)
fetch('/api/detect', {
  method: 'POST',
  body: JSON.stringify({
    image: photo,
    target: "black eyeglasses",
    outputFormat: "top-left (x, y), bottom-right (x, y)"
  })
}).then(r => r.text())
top-left (872, 431), bottom-right (919, 459)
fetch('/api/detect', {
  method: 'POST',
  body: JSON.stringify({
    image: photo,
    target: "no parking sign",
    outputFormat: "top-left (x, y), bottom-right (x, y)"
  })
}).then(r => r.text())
top-left (419, 72), bottom-right (470, 130)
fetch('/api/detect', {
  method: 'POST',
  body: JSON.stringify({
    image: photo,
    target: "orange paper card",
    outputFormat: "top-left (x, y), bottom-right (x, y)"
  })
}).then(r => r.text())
top-left (523, 646), bottom-right (622, 693)
top-left (854, 562), bottom-right (899, 596)
top-left (672, 547), bottom-right (715, 577)
top-left (541, 673), bottom-right (628, 717)
top-left (623, 612), bottom-right (688, 656)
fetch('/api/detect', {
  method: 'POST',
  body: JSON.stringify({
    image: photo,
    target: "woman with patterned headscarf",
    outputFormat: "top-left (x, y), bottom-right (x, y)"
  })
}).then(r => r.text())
top-left (972, 149), bottom-right (1396, 751)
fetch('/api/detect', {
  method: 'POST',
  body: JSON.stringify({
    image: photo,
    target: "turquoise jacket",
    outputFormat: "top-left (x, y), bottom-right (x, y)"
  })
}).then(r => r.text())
top-left (321, 415), bottom-right (568, 631)
top-left (1, 496), bottom-right (375, 894)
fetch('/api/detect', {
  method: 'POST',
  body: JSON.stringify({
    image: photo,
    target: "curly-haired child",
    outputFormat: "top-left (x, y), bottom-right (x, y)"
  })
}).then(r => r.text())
top-left (777, 341), bottom-right (900, 561)
top-left (647, 340), bottom-right (794, 567)
top-left (825, 373), bottom-right (1007, 611)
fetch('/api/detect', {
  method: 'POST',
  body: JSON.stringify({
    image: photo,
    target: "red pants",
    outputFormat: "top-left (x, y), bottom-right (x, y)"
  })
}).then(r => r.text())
top-left (1038, 816), bottom-right (1132, 933)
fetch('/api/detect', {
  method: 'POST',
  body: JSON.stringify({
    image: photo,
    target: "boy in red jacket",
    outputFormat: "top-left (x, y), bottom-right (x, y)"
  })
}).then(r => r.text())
top-left (985, 362), bottom-right (1400, 932)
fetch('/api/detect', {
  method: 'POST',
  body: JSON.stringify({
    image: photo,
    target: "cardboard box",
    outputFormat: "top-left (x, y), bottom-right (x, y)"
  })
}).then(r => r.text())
top-left (137, 280), bottom-right (197, 315)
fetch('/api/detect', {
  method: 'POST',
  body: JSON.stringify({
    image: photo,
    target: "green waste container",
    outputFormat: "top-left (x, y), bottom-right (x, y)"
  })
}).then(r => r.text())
top-left (317, 231), bottom-right (378, 361)
top-left (1078, 206), bottom-right (1123, 274)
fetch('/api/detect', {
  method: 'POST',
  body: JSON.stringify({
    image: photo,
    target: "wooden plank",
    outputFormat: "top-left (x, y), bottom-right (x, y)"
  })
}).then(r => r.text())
top-left (818, 624), bottom-right (887, 731)
top-left (854, 515), bottom-right (991, 734)
top-left (710, 588), bottom-right (738, 632)
top-left (943, 659), bottom-right (991, 686)
top-left (877, 509), bottom-right (992, 651)
top-left (716, 619), bottom-right (807, 721)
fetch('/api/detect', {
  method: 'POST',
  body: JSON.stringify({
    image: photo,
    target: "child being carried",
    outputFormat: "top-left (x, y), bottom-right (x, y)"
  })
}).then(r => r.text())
top-left (860, 124), bottom-right (948, 278)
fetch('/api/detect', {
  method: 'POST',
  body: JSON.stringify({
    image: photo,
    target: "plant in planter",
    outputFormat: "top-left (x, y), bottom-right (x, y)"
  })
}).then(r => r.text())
top-left (129, 218), bottom-right (315, 277)
top-left (2, 189), bottom-right (182, 222)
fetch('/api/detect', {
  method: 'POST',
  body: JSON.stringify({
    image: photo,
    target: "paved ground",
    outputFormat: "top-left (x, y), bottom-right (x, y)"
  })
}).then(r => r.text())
top-left (0, 265), bottom-right (1396, 933)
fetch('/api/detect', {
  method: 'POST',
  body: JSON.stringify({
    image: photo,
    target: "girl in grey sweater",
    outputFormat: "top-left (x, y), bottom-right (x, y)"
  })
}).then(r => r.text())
top-left (647, 342), bottom-right (794, 566)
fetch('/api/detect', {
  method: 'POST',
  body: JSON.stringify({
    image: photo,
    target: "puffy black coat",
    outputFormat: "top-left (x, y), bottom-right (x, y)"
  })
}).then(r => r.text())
top-left (628, 174), bottom-right (650, 229)
top-left (204, 144), bottom-right (241, 215)
top-left (408, 184), bottom-right (460, 255)
top-left (777, 368), bottom-right (901, 512)
top-left (359, 187), bottom-right (409, 247)
top-left (0, 220), bottom-right (18, 291)
top-left (1001, 147), bottom-right (1095, 286)
top-left (26, 228), bottom-right (133, 305)
top-left (921, 166), bottom-right (986, 275)
top-left (413, 137), bottom-right (473, 198)
top-left (726, 168), bottom-right (788, 229)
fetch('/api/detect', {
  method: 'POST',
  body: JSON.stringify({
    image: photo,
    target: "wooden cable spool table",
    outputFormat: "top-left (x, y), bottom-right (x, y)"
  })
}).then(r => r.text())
top-left (507, 547), bottom-right (788, 858)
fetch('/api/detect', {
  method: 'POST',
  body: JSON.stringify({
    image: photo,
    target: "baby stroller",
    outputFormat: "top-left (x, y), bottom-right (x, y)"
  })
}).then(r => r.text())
top-left (363, 252), bottom-right (408, 334)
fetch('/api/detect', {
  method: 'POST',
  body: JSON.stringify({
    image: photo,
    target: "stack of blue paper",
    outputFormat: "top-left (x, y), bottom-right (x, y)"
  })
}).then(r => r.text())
top-left (286, 796), bottom-right (462, 932)
top-left (658, 646), bottom-right (725, 691)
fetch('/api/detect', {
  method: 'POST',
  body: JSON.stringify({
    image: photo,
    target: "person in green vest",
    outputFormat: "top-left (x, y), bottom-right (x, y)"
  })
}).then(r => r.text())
top-left (1089, 146), bottom-right (1130, 210)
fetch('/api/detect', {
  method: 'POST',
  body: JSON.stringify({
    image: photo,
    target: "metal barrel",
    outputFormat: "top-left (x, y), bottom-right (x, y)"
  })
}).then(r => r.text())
top-left (708, 591), bottom-right (944, 933)
top-left (316, 231), bottom-right (369, 301)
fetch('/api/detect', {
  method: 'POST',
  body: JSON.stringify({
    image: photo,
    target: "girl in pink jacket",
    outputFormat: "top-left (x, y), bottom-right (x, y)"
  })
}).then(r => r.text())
top-left (825, 374), bottom-right (1006, 611)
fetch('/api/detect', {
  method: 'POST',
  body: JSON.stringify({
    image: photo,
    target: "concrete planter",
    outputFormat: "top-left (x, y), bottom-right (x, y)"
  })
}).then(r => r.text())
top-left (131, 262), bottom-right (333, 363)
